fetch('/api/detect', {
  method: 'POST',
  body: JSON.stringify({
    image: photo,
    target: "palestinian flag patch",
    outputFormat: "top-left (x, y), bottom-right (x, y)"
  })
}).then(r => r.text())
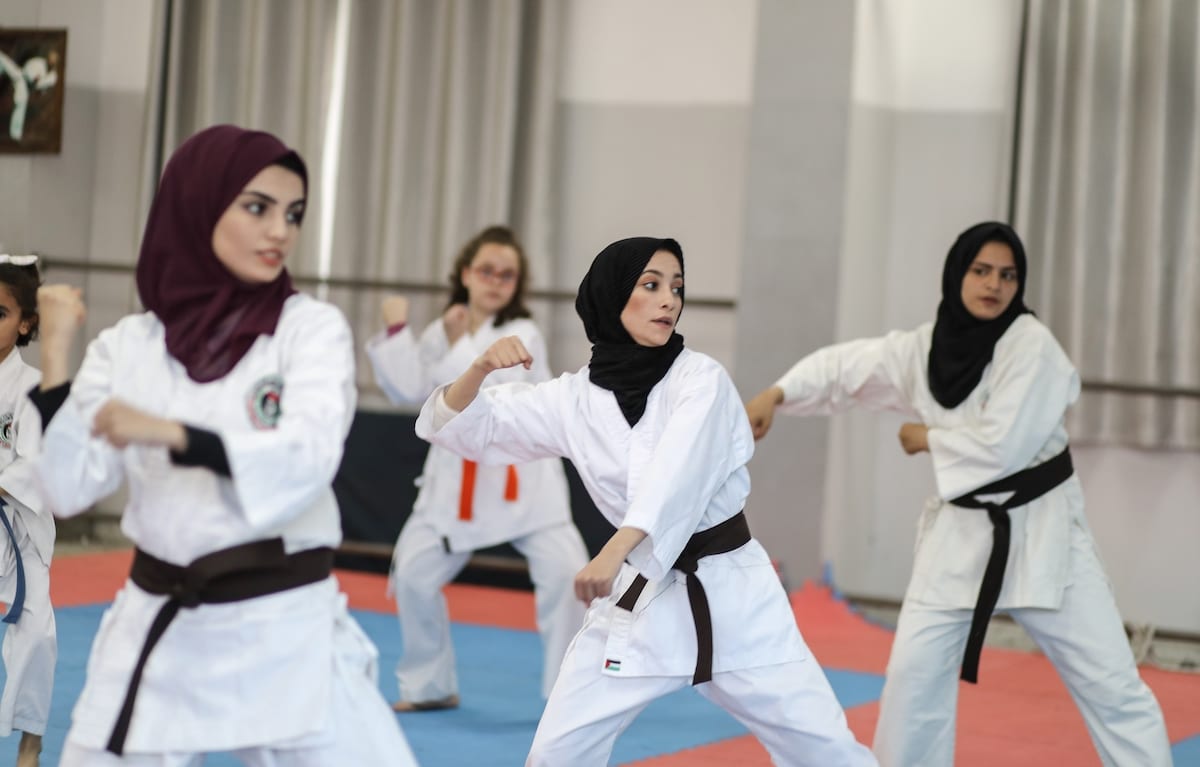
top-left (0, 412), bottom-right (12, 450)
top-left (247, 375), bottom-right (284, 430)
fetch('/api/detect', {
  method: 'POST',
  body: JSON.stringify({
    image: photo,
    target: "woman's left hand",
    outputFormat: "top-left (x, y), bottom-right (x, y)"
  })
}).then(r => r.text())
top-left (92, 399), bottom-right (187, 450)
top-left (898, 422), bottom-right (929, 454)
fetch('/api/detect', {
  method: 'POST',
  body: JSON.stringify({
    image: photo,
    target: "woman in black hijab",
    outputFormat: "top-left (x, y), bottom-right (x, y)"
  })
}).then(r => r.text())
top-left (417, 236), bottom-right (875, 766)
top-left (746, 221), bottom-right (1170, 766)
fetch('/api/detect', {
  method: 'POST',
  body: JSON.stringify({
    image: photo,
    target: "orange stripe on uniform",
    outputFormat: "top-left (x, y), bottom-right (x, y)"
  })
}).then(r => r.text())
top-left (505, 465), bottom-right (519, 501)
top-left (459, 462), bottom-right (519, 521)
top-left (459, 460), bottom-right (477, 521)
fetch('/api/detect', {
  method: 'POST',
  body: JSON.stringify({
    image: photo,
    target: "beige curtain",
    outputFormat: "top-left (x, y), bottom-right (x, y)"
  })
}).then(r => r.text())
top-left (141, 0), bottom-right (562, 394)
top-left (1013, 0), bottom-right (1200, 449)
top-left (140, 0), bottom-right (340, 278)
top-left (328, 0), bottom-right (561, 285)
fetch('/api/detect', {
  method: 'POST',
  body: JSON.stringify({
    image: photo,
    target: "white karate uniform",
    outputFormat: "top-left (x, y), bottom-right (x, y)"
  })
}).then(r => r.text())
top-left (366, 316), bottom-right (587, 700)
top-left (418, 348), bottom-right (877, 767)
top-left (0, 347), bottom-right (55, 738)
top-left (774, 314), bottom-right (1171, 766)
top-left (37, 294), bottom-right (417, 765)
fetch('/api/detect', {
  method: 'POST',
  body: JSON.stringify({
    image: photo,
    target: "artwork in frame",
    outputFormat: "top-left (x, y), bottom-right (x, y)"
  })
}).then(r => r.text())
top-left (0, 28), bottom-right (67, 154)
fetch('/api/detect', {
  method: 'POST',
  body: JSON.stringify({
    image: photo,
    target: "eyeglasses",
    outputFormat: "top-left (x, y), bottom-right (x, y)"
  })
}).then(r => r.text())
top-left (470, 265), bottom-right (518, 284)
top-left (0, 254), bottom-right (38, 266)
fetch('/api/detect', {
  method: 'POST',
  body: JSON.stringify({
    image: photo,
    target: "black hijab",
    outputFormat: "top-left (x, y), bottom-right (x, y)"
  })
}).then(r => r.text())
top-left (928, 221), bottom-right (1031, 409)
top-left (576, 237), bottom-right (685, 426)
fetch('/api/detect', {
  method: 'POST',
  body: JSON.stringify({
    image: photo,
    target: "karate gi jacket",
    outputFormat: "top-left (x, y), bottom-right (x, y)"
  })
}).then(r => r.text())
top-left (418, 348), bottom-right (807, 677)
top-left (0, 347), bottom-right (50, 566)
top-left (775, 314), bottom-right (1085, 610)
top-left (36, 294), bottom-right (369, 752)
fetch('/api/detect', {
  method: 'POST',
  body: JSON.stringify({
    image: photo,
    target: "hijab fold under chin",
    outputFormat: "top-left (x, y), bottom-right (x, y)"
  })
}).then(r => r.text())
top-left (927, 221), bottom-right (1031, 409)
top-left (575, 237), bottom-right (685, 426)
top-left (135, 125), bottom-right (305, 383)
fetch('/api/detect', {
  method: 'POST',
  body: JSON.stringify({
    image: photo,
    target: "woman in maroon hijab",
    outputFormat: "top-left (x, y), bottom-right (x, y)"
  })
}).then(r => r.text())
top-left (33, 125), bottom-right (418, 766)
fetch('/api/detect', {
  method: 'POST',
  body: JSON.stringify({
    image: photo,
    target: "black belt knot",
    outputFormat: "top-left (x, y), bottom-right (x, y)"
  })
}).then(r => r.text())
top-left (949, 447), bottom-right (1074, 684)
top-left (106, 539), bottom-right (334, 756)
top-left (615, 511), bottom-right (751, 686)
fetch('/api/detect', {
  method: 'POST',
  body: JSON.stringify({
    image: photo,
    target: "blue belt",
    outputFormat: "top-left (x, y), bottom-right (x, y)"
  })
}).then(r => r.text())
top-left (0, 501), bottom-right (25, 624)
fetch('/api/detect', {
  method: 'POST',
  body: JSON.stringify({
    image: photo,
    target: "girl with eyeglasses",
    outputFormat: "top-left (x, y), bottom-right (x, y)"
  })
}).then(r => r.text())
top-left (366, 225), bottom-right (588, 711)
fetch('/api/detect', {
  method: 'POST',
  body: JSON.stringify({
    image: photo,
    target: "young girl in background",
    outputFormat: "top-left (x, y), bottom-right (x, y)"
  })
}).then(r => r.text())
top-left (0, 255), bottom-right (54, 767)
top-left (32, 125), bottom-right (416, 766)
top-left (416, 236), bottom-right (875, 767)
top-left (366, 225), bottom-right (587, 710)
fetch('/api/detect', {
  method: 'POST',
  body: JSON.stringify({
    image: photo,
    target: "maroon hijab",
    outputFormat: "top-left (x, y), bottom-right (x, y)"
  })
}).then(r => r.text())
top-left (135, 125), bottom-right (306, 382)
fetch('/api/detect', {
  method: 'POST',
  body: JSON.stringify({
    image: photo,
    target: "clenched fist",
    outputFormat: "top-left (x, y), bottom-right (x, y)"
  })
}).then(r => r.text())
top-left (745, 386), bottom-right (783, 441)
top-left (474, 336), bottom-right (533, 375)
top-left (92, 399), bottom-right (186, 451)
top-left (898, 422), bottom-right (929, 455)
top-left (381, 295), bottom-right (410, 328)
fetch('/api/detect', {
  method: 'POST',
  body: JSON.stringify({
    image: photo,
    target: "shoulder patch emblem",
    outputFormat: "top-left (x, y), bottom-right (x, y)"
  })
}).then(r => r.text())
top-left (247, 375), bottom-right (284, 430)
top-left (0, 412), bottom-right (13, 450)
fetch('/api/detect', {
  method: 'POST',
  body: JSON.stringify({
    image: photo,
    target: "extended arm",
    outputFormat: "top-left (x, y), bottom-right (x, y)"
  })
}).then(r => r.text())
top-left (746, 330), bottom-right (919, 441)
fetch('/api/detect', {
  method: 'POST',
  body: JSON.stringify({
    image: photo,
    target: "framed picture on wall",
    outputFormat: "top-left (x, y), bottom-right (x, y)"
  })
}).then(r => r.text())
top-left (0, 28), bottom-right (67, 154)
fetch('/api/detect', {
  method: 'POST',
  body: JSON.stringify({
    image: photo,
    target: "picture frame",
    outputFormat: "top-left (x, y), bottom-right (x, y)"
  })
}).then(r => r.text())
top-left (0, 27), bottom-right (67, 154)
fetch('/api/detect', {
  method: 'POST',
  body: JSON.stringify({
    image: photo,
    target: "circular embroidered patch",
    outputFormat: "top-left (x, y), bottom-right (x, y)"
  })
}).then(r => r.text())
top-left (0, 412), bottom-right (13, 450)
top-left (247, 375), bottom-right (284, 430)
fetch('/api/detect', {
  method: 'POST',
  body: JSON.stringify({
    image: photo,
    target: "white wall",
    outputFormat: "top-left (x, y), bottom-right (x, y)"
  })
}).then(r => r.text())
top-left (1072, 447), bottom-right (1200, 633)
top-left (560, 0), bottom-right (757, 106)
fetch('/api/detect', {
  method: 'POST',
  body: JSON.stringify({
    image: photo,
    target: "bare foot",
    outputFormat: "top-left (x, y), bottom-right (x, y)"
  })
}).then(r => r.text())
top-left (17, 732), bottom-right (41, 767)
top-left (391, 693), bottom-right (460, 713)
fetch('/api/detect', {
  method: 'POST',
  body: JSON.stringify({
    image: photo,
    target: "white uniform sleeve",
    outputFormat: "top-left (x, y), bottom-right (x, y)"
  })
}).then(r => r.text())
top-left (774, 329), bottom-right (921, 417)
top-left (37, 328), bottom-right (126, 518)
top-left (365, 326), bottom-right (428, 404)
top-left (927, 326), bottom-right (1079, 499)
top-left (0, 380), bottom-right (44, 517)
top-left (415, 376), bottom-right (569, 465)
top-left (623, 366), bottom-right (753, 580)
top-left (221, 305), bottom-right (357, 531)
top-left (365, 318), bottom-right (475, 404)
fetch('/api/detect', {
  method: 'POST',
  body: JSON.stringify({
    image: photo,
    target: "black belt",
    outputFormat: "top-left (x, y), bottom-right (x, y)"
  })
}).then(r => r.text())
top-left (949, 447), bottom-right (1074, 684)
top-left (615, 511), bottom-right (751, 685)
top-left (106, 539), bottom-right (335, 755)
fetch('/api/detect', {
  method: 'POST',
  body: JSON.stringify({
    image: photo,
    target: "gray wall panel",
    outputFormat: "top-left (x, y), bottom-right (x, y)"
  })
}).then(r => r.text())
top-left (733, 0), bottom-right (856, 587)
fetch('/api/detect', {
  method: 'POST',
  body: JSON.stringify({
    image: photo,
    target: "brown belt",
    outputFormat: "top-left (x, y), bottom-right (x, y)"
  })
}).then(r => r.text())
top-left (106, 539), bottom-right (334, 755)
top-left (615, 511), bottom-right (751, 685)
